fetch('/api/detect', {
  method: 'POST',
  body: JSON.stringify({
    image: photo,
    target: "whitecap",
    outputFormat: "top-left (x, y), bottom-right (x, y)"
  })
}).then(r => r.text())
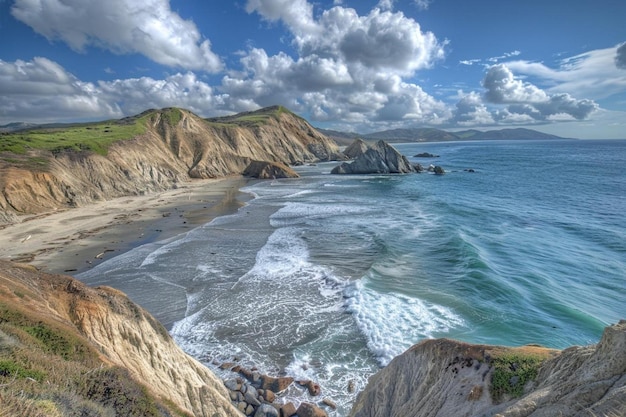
top-left (344, 279), bottom-right (466, 366)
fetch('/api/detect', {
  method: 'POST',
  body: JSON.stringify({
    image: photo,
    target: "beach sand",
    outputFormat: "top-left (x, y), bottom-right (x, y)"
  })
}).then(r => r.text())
top-left (0, 176), bottom-right (251, 275)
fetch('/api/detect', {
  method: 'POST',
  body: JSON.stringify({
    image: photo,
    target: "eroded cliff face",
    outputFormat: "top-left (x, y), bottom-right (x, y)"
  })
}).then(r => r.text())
top-left (349, 322), bottom-right (626, 417)
top-left (0, 107), bottom-right (341, 223)
top-left (0, 260), bottom-right (241, 417)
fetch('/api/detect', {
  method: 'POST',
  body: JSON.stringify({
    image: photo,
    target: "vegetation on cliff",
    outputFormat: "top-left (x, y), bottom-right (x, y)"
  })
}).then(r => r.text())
top-left (350, 324), bottom-right (626, 417)
top-left (0, 106), bottom-right (341, 222)
top-left (0, 115), bottom-right (148, 156)
top-left (0, 261), bottom-right (240, 417)
top-left (0, 285), bottom-right (190, 416)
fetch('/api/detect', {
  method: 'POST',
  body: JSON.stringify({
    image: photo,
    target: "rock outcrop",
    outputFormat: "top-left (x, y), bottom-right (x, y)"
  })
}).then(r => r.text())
top-left (243, 160), bottom-right (300, 179)
top-left (343, 138), bottom-right (370, 159)
top-left (0, 106), bottom-right (341, 224)
top-left (0, 260), bottom-right (241, 417)
top-left (331, 140), bottom-right (415, 174)
top-left (350, 321), bottom-right (626, 417)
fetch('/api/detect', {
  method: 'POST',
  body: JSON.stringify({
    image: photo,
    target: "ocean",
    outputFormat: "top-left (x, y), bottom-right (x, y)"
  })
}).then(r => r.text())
top-left (78, 139), bottom-right (626, 416)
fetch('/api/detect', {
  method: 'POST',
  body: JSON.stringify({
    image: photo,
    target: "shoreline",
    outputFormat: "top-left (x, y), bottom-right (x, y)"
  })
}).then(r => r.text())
top-left (0, 176), bottom-right (251, 275)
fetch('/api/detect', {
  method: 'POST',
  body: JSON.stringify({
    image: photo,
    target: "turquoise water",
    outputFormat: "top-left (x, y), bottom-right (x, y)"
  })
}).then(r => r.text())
top-left (79, 139), bottom-right (626, 415)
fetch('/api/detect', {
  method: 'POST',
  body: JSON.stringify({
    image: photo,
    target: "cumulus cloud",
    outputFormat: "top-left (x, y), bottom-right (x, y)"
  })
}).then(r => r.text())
top-left (0, 57), bottom-right (122, 122)
top-left (615, 42), bottom-right (626, 69)
top-left (228, 0), bottom-right (448, 129)
top-left (452, 91), bottom-right (494, 126)
top-left (483, 64), bottom-right (598, 121)
top-left (483, 64), bottom-right (548, 104)
top-left (0, 57), bottom-right (227, 123)
top-left (11, 0), bottom-right (222, 72)
top-left (247, 0), bottom-right (444, 74)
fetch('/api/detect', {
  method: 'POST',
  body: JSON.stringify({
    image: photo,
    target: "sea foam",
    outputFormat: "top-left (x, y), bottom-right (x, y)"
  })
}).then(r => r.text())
top-left (344, 278), bottom-right (466, 366)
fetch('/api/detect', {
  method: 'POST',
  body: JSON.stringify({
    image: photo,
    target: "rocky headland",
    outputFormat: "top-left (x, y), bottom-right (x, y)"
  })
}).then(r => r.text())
top-left (0, 106), bottom-right (341, 225)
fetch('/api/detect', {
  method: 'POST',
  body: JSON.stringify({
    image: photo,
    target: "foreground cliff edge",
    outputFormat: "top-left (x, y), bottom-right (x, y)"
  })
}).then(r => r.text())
top-left (0, 260), bottom-right (240, 417)
top-left (350, 321), bottom-right (626, 417)
top-left (1, 260), bottom-right (624, 417)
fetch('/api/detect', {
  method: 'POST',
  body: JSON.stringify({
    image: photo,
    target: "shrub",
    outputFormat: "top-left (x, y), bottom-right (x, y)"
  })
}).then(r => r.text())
top-left (490, 353), bottom-right (544, 401)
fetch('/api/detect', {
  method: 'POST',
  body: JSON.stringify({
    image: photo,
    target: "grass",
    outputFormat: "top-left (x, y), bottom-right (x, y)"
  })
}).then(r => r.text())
top-left (160, 108), bottom-right (183, 127)
top-left (0, 115), bottom-right (149, 156)
top-left (205, 105), bottom-right (297, 127)
top-left (0, 298), bottom-right (187, 417)
top-left (490, 352), bottom-right (546, 401)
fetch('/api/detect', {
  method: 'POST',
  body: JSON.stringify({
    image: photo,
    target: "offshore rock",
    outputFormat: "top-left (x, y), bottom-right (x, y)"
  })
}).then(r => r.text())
top-left (343, 138), bottom-right (370, 159)
top-left (243, 160), bottom-right (300, 179)
top-left (331, 140), bottom-right (414, 174)
top-left (349, 321), bottom-right (626, 417)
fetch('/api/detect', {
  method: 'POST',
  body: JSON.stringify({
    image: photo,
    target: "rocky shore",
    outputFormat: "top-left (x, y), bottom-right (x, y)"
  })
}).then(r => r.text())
top-left (222, 367), bottom-right (329, 417)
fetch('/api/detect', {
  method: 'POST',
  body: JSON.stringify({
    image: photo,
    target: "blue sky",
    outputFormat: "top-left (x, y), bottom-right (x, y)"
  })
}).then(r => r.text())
top-left (1, 0), bottom-right (625, 138)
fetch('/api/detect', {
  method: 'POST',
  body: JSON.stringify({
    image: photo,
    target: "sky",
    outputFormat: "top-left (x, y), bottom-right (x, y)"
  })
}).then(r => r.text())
top-left (1, 0), bottom-right (625, 138)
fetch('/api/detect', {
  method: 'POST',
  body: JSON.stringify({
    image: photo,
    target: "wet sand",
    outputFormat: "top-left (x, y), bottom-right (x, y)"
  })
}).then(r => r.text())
top-left (0, 176), bottom-right (251, 275)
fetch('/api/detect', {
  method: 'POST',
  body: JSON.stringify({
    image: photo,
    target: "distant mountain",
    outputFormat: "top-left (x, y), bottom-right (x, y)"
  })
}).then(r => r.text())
top-left (454, 127), bottom-right (565, 141)
top-left (0, 122), bottom-right (40, 132)
top-left (318, 126), bottom-right (567, 143)
top-left (315, 128), bottom-right (361, 146)
top-left (362, 128), bottom-right (459, 142)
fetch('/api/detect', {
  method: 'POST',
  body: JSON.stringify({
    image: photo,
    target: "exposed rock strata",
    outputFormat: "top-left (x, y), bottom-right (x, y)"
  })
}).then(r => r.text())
top-left (0, 106), bottom-right (340, 224)
top-left (331, 140), bottom-right (415, 174)
top-left (342, 138), bottom-right (370, 159)
top-left (350, 321), bottom-right (626, 417)
top-left (243, 160), bottom-right (300, 179)
top-left (0, 260), bottom-right (241, 417)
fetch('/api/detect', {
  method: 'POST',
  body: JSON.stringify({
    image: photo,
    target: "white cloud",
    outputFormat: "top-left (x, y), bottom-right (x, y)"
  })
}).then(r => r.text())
top-left (0, 57), bottom-right (122, 122)
top-left (483, 64), bottom-right (548, 104)
top-left (377, 0), bottom-right (395, 11)
top-left (247, 0), bottom-right (445, 75)
top-left (11, 0), bottom-right (223, 72)
top-left (452, 91), bottom-right (494, 126)
top-left (413, 0), bottom-right (433, 11)
top-left (483, 64), bottom-right (598, 121)
top-left (505, 44), bottom-right (626, 100)
top-left (0, 57), bottom-right (228, 123)
top-left (229, 0), bottom-right (449, 129)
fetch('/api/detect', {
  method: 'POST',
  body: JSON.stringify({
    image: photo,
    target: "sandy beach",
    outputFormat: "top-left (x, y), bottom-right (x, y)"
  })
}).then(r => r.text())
top-left (0, 176), bottom-right (250, 275)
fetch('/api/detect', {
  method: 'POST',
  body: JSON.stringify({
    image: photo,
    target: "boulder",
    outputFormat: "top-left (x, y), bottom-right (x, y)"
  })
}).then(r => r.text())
top-left (414, 152), bottom-right (439, 158)
top-left (261, 389), bottom-right (276, 403)
top-left (308, 381), bottom-right (321, 396)
top-left (433, 165), bottom-right (445, 175)
top-left (255, 404), bottom-right (279, 417)
top-left (296, 402), bottom-right (329, 417)
top-left (243, 160), bottom-right (300, 179)
top-left (280, 402), bottom-right (297, 417)
top-left (331, 140), bottom-right (415, 175)
top-left (260, 375), bottom-right (294, 393)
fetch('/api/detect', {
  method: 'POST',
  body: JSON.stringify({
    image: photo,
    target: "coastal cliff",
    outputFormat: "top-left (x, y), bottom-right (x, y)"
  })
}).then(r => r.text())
top-left (2, 260), bottom-right (624, 417)
top-left (0, 260), bottom-right (241, 417)
top-left (350, 321), bottom-right (626, 417)
top-left (0, 106), bottom-right (341, 224)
